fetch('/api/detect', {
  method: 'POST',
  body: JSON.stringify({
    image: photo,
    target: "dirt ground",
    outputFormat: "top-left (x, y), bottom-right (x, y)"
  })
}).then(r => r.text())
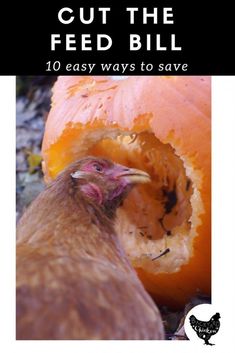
top-left (16, 76), bottom-right (56, 221)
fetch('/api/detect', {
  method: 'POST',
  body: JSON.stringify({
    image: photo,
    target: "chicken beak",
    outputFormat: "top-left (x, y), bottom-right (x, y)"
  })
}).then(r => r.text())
top-left (117, 167), bottom-right (151, 184)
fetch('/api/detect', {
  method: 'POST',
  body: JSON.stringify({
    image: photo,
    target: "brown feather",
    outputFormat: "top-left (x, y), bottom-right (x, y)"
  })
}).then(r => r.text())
top-left (16, 158), bottom-right (164, 339)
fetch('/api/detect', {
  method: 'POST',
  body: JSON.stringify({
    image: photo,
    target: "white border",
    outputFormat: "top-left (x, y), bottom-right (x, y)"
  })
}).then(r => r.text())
top-left (0, 76), bottom-right (235, 353)
top-left (212, 76), bottom-right (235, 349)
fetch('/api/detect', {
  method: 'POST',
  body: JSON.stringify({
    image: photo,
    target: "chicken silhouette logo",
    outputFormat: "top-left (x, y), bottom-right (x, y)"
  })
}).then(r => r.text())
top-left (184, 304), bottom-right (221, 346)
top-left (189, 312), bottom-right (221, 345)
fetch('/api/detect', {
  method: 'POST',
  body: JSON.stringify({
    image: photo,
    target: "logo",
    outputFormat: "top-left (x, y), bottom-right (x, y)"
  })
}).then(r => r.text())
top-left (184, 304), bottom-right (221, 346)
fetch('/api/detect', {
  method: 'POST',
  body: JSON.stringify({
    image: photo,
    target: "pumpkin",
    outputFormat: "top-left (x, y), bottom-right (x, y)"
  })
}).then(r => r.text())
top-left (42, 76), bottom-right (211, 309)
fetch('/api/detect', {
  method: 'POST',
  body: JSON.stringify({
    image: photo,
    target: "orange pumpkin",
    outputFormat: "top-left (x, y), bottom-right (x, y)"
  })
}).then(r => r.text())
top-left (42, 76), bottom-right (211, 309)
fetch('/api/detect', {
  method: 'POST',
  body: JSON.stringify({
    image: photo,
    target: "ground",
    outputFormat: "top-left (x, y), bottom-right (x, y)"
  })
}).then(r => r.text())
top-left (16, 76), bottom-right (55, 221)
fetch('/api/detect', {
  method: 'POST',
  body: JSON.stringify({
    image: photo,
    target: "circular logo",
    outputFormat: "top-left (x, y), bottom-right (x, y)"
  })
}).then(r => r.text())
top-left (184, 304), bottom-right (221, 346)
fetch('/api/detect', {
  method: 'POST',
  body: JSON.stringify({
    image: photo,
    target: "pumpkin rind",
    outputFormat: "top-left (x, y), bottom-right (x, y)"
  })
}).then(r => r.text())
top-left (42, 76), bottom-right (211, 308)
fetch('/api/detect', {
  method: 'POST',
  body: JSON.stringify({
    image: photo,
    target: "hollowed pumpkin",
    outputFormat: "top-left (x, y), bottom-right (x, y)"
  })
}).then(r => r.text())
top-left (42, 76), bottom-right (211, 309)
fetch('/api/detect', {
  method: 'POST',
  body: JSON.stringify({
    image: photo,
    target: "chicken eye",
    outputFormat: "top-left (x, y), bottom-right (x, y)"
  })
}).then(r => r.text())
top-left (93, 163), bottom-right (103, 172)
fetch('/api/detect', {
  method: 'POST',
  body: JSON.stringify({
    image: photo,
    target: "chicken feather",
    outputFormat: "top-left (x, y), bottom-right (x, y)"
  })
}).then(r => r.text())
top-left (16, 157), bottom-right (164, 339)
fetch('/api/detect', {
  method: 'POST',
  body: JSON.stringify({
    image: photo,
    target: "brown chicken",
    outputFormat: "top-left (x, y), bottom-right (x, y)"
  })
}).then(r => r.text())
top-left (16, 157), bottom-right (164, 340)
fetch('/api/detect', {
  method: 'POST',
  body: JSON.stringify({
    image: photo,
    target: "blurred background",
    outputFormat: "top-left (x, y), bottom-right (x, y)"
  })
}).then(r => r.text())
top-left (16, 76), bottom-right (56, 221)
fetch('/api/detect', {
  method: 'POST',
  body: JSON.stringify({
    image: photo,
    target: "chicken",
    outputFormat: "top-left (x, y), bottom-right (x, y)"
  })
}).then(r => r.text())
top-left (16, 157), bottom-right (164, 340)
top-left (189, 313), bottom-right (220, 345)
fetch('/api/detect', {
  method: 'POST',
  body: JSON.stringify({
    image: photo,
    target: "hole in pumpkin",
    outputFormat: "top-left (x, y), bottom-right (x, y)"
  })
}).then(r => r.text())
top-left (46, 128), bottom-right (204, 274)
top-left (87, 131), bottom-right (200, 273)
top-left (89, 132), bottom-right (193, 239)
